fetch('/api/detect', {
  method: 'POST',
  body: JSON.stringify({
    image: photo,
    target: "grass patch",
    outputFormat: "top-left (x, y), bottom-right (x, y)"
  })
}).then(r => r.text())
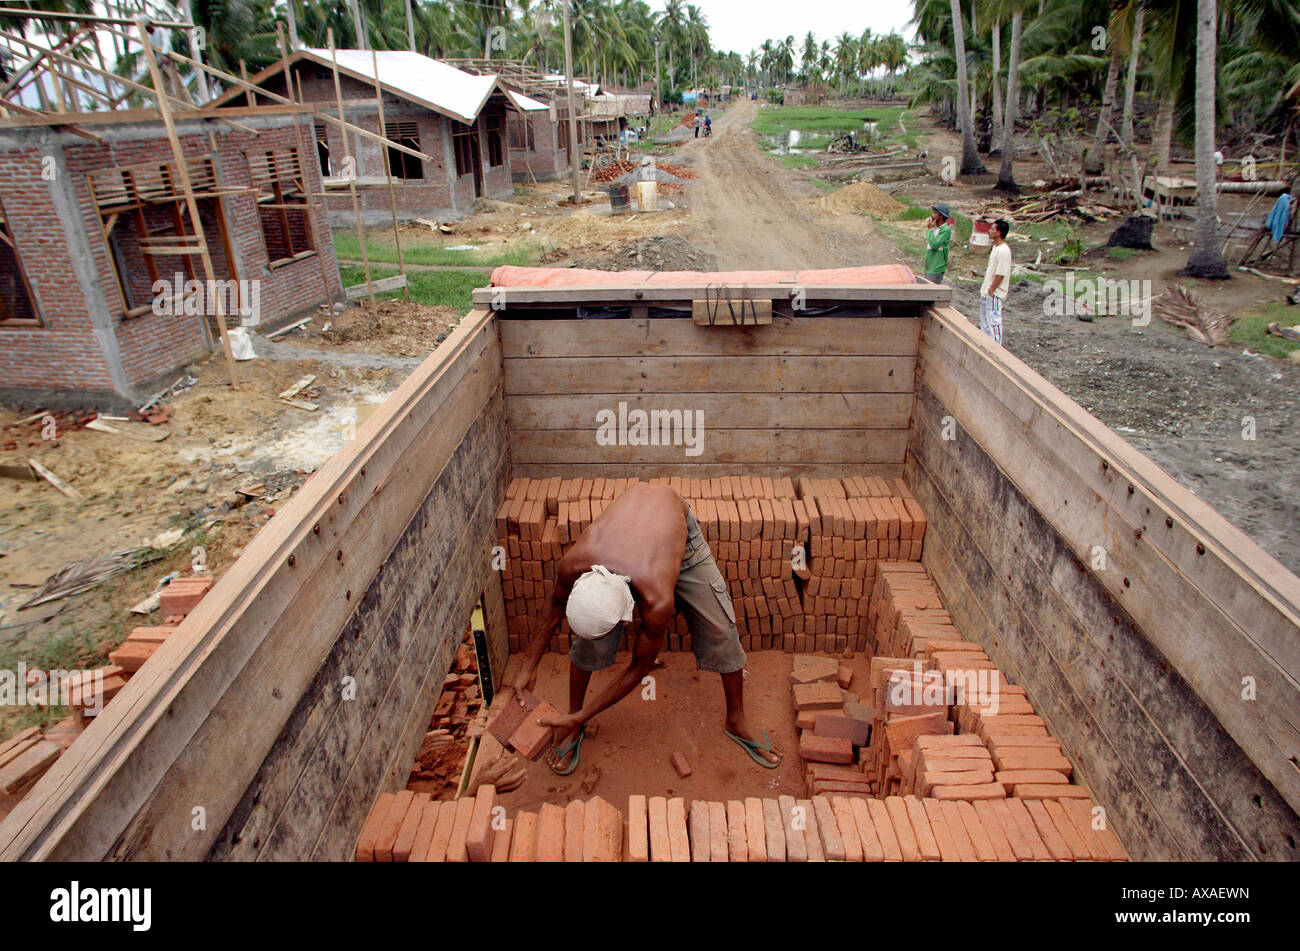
top-left (333, 231), bottom-right (541, 268)
top-left (780, 154), bottom-right (820, 170)
top-left (896, 204), bottom-right (930, 221)
top-left (1107, 246), bottom-right (1136, 260)
top-left (1229, 301), bottom-right (1300, 359)
top-left (809, 177), bottom-right (840, 193)
top-left (340, 265), bottom-right (486, 312)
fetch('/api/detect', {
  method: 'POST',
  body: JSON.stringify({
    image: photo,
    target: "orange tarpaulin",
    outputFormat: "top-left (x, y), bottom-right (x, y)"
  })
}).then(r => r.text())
top-left (488, 264), bottom-right (918, 287)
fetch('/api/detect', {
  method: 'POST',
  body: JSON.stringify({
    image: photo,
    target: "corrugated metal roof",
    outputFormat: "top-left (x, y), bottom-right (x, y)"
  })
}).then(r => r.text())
top-left (304, 49), bottom-right (499, 124)
top-left (507, 89), bottom-right (549, 112)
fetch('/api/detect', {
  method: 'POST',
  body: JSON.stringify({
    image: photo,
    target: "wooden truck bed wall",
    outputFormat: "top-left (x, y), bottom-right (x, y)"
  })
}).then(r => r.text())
top-left (0, 279), bottom-right (1296, 861)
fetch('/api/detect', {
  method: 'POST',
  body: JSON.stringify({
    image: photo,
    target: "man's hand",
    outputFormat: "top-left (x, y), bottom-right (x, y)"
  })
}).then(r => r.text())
top-left (511, 662), bottom-right (538, 697)
top-left (538, 709), bottom-right (584, 738)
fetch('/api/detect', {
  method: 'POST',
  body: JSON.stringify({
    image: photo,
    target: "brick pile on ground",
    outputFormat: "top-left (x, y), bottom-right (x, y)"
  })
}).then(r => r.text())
top-left (497, 475), bottom-right (927, 653)
top-left (353, 789), bottom-right (1127, 861)
top-left (408, 628), bottom-right (482, 798)
top-left (794, 477), bottom-right (927, 652)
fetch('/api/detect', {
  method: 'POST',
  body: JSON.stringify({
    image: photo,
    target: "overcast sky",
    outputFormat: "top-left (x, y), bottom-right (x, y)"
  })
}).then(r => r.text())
top-left (648, 0), bottom-right (918, 58)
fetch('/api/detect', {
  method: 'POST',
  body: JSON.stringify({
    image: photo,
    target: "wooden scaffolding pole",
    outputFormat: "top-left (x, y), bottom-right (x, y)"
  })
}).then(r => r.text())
top-left (328, 29), bottom-right (375, 310)
top-left (135, 17), bottom-right (238, 386)
top-left (370, 46), bottom-right (409, 302)
top-left (275, 23), bottom-right (336, 300)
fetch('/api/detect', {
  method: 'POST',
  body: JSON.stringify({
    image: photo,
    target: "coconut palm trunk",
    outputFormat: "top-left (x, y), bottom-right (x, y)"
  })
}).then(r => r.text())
top-left (1180, 0), bottom-right (1229, 278)
top-left (996, 10), bottom-right (1023, 190)
top-left (991, 20), bottom-right (1003, 149)
top-left (1121, 5), bottom-right (1144, 147)
top-left (1155, 89), bottom-right (1176, 171)
top-left (1086, 34), bottom-right (1123, 173)
top-left (951, 0), bottom-right (985, 173)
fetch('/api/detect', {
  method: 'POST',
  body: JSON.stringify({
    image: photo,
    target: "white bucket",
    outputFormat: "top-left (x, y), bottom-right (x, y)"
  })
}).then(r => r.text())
top-left (635, 180), bottom-right (659, 212)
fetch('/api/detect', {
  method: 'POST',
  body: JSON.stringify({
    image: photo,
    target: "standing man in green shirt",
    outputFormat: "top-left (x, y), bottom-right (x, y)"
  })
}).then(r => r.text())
top-left (924, 202), bottom-right (953, 283)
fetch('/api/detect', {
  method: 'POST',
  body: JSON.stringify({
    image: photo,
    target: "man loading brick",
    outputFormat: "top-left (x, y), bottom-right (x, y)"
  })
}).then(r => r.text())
top-left (510, 482), bottom-right (782, 775)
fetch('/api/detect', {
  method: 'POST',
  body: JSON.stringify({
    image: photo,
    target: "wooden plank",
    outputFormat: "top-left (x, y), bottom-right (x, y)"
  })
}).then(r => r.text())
top-left (211, 393), bottom-right (506, 860)
top-left (925, 306), bottom-right (1300, 676)
top-left (919, 310), bottom-right (1300, 815)
top-left (907, 392), bottom-right (1293, 861)
top-left (509, 428), bottom-right (909, 466)
top-left (0, 310), bottom-right (501, 861)
top-left (345, 273), bottom-right (407, 299)
top-left (28, 460), bottom-right (85, 502)
top-left (502, 355), bottom-right (916, 395)
top-left (475, 282), bottom-right (949, 306)
top-left (499, 316), bottom-right (921, 358)
top-left (511, 463), bottom-right (904, 480)
top-left (506, 393), bottom-right (914, 432)
top-left (0, 741), bottom-right (59, 796)
top-left (691, 298), bottom-right (772, 325)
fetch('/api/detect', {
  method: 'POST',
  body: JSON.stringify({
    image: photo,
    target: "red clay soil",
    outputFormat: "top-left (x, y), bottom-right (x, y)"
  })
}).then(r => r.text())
top-left (489, 647), bottom-right (873, 812)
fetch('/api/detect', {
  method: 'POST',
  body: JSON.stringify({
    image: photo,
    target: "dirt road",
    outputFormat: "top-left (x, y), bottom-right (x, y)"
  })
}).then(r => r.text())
top-left (679, 100), bottom-right (897, 269)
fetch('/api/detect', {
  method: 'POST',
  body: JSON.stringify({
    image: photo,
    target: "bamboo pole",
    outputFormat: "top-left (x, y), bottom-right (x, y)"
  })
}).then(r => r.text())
top-left (134, 17), bottom-right (237, 386)
top-left (328, 29), bottom-right (375, 310)
top-left (562, 0), bottom-right (581, 203)
top-left (370, 46), bottom-right (409, 302)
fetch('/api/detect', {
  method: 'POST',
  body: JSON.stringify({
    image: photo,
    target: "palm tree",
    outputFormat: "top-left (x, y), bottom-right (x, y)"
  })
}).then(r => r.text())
top-left (950, 0), bottom-right (986, 173)
top-left (657, 0), bottom-right (686, 88)
top-left (1180, 0), bottom-right (1228, 278)
top-left (1085, 0), bottom-right (1127, 173)
top-left (996, 7), bottom-right (1023, 189)
top-left (1120, 2), bottom-right (1144, 147)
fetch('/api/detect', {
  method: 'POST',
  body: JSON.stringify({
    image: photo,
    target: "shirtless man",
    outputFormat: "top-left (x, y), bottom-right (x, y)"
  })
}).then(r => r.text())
top-left (510, 483), bottom-right (781, 774)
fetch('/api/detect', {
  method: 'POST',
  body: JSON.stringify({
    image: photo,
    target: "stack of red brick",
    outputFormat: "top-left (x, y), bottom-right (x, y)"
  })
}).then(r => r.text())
top-left (496, 475), bottom-right (928, 654)
top-left (354, 789), bottom-right (1126, 862)
top-left (857, 562), bottom-right (1094, 808)
top-left (794, 477), bottom-right (927, 652)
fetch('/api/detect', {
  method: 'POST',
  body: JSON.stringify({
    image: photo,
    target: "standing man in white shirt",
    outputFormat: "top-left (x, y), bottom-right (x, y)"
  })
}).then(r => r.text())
top-left (979, 219), bottom-right (1012, 344)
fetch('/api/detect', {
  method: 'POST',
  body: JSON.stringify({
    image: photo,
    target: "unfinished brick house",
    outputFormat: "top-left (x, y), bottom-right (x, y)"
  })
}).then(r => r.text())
top-left (0, 112), bottom-right (342, 409)
top-left (217, 50), bottom-right (524, 222)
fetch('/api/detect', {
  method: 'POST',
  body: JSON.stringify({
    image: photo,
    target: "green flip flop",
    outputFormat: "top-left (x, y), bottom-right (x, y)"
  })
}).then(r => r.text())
top-left (724, 728), bottom-right (781, 769)
top-left (549, 730), bottom-right (585, 776)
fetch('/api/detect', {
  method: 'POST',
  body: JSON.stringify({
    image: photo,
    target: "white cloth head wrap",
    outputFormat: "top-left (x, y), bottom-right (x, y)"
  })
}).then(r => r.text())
top-left (566, 565), bottom-right (635, 639)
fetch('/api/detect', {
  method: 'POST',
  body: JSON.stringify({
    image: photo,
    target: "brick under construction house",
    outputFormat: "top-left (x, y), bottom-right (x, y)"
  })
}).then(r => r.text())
top-left (216, 50), bottom-right (546, 222)
top-left (0, 11), bottom-right (433, 410)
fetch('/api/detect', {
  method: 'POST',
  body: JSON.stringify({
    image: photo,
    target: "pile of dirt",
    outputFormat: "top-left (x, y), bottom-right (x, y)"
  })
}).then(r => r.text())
top-left (540, 208), bottom-right (688, 249)
top-left (569, 233), bottom-right (719, 272)
top-left (817, 181), bottom-right (905, 218)
top-left (306, 300), bottom-right (462, 357)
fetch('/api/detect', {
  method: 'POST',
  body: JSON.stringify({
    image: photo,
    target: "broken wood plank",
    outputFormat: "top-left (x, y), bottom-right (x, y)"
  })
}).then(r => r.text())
top-left (345, 274), bottom-right (407, 300)
top-left (278, 375), bottom-right (317, 401)
top-left (280, 398), bottom-right (319, 412)
top-left (85, 419), bottom-right (170, 442)
top-left (28, 460), bottom-right (85, 502)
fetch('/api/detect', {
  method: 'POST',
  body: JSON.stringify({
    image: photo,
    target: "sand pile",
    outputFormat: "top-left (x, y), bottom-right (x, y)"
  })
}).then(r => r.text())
top-left (817, 181), bottom-right (905, 218)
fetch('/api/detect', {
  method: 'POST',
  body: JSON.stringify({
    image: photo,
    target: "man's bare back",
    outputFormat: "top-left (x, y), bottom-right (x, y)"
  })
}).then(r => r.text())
top-left (556, 483), bottom-right (687, 624)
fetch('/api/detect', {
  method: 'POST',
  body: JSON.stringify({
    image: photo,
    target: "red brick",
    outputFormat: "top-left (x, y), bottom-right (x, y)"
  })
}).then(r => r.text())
top-left (374, 789), bottom-right (415, 863)
top-left (487, 689), bottom-right (539, 746)
top-left (793, 681), bottom-right (843, 710)
top-left (491, 818), bottom-right (513, 862)
top-left (972, 799), bottom-right (1018, 862)
top-left (1061, 798), bottom-right (1128, 862)
top-left (583, 796), bottom-right (623, 862)
top-left (689, 800), bottom-right (710, 862)
top-left (354, 792), bottom-right (396, 862)
top-left (1024, 799), bottom-right (1074, 860)
top-left (465, 784), bottom-right (497, 862)
top-left (883, 796), bottom-right (920, 861)
top-left (423, 797), bottom-right (459, 862)
top-left (931, 782), bottom-right (1007, 801)
top-left (509, 810), bottom-right (539, 862)
top-left (408, 800), bottom-right (442, 863)
top-left (648, 796), bottom-right (672, 862)
top-left (938, 800), bottom-right (978, 861)
top-left (921, 769), bottom-right (996, 796)
top-left (535, 803), bottom-right (566, 862)
top-left (799, 730), bottom-right (853, 765)
top-left (445, 796), bottom-right (476, 862)
top-left (1001, 798), bottom-right (1053, 861)
top-left (627, 795), bottom-right (649, 862)
top-left (739, 798), bottom-right (766, 863)
top-left (829, 798), bottom-right (862, 862)
top-left (866, 798), bottom-right (902, 861)
top-left (762, 798), bottom-right (786, 863)
top-left (883, 712), bottom-right (950, 751)
top-left (393, 792), bottom-right (431, 862)
top-left (847, 797), bottom-right (884, 861)
top-left (1014, 784), bottom-right (1093, 800)
top-left (992, 748), bottom-right (1074, 775)
top-left (995, 769), bottom-right (1070, 793)
top-left (812, 797), bottom-right (845, 861)
top-left (922, 797), bottom-right (962, 861)
top-left (508, 700), bottom-right (560, 760)
top-left (564, 800), bottom-right (585, 863)
top-left (955, 800), bottom-right (998, 861)
top-left (902, 795), bottom-right (941, 861)
top-left (799, 799), bottom-right (825, 862)
top-left (814, 712), bottom-right (869, 746)
top-left (709, 801), bottom-right (730, 862)
top-left (670, 751), bottom-right (692, 778)
top-left (666, 798), bottom-right (690, 863)
top-left (158, 576), bottom-right (214, 617)
top-left (725, 799), bottom-right (749, 862)
top-left (1044, 799), bottom-right (1094, 861)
